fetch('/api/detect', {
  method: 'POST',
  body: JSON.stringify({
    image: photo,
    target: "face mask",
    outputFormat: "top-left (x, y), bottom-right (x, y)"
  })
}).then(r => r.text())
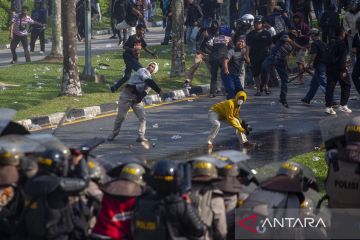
top-left (237, 99), bottom-right (244, 105)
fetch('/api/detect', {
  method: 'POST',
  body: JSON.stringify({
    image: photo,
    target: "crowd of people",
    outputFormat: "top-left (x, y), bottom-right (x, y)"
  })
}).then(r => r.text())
top-left (3, 109), bottom-right (360, 239)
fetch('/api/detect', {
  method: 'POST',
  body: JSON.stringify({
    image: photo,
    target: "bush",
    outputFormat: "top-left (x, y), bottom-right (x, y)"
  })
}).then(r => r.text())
top-left (0, 0), bottom-right (11, 30)
top-left (98, 0), bottom-right (111, 16)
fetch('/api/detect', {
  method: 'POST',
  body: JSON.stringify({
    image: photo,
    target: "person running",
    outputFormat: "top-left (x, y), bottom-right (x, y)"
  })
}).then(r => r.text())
top-left (30, 0), bottom-right (47, 54)
top-left (301, 28), bottom-right (328, 104)
top-left (110, 24), bottom-right (157, 93)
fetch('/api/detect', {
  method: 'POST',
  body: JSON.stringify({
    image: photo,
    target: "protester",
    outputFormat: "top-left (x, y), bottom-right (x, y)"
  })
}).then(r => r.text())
top-left (344, 3), bottom-right (360, 69)
top-left (351, 17), bottom-right (360, 93)
top-left (30, 0), bottom-right (47, 54)
top-left (319, 3), bottom-right (340, 43)
top-left (110, 0), bottom-right (128, 45)
top-left (324, 27), bottom-right (352, 115)
top-left (107, 62), bottom-right (163, 142)
top-left (301, 28), bottom-right (328, 104)
top-left (222, 37), bottom-right (248, 99)
top-left (207, 91), bottom-right (254, 148)
top-left (76, 0), bottom-right (99, 42)
top-left (160, 0), bottom-right (172, 45)
top-left (9, 6), bottom-right (45, 64)
top-left (110, 24), bottom-right (157, 93)
top-left (184, 0), bottom-right (203, 54)
top-left (199, 0), bottom-right (220, 28)
top-left (246, 15), bottom-right (272, 96)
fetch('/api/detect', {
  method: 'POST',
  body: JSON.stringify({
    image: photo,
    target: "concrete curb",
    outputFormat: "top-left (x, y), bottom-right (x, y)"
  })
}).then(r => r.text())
top-left (18, 84), bottom-right (210, 131)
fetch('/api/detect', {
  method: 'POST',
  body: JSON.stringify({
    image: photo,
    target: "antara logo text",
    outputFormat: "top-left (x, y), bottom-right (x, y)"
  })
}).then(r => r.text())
top-left (238, 214), bottom-right (326, 234)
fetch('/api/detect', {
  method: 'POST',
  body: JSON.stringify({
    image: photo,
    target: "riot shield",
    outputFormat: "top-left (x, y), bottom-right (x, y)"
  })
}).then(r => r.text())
top-left (0, 134), bottom-right (41, 153)
top-left (319, 115), bottom-right (351, 150)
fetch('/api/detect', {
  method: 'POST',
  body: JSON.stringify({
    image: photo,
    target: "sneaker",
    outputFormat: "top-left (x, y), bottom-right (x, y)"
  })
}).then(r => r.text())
top-left (338, 105), bottom-right (352, 113)
top-left (118, 39), bottom-right (123, 46)
top-left (109, 35), bottom-right (117, 39)
top-left (325, 107), bottom-right (336, 115)
top-left (10, 60), bottom-right (16, 64)
top-left (136, 136), bottom-right (148, 142)
top-left (208, 93), bottom-right (216, 98)
top-left (301, 98), bottom-right (311, 105)
top-left (39, 51), bottom-right (44, 55)
top-left (110, 85), bottom-right (116, 93)
top-left (254, 92), bottom-right (261, 96)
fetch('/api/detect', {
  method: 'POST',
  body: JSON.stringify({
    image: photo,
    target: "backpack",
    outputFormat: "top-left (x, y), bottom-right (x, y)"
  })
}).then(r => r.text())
top-left (132, 194), bottom-right (168, 240)
top-left (319, 40), bottom-right (338, 65)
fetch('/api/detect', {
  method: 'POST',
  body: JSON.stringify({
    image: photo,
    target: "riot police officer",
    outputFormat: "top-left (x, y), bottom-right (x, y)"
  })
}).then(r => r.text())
top-left (132, 160), bottom-right (206, 240)
top-left (324, 116), bottom-right (360, 238)
top-left (190, 160), bottom-right (227, 240)
top-left (0, 148), bottom-right (24, 240)
top-left (91, 162), bottom-right (146, 240)
top-left (23, 146), bottom-right (90, 240)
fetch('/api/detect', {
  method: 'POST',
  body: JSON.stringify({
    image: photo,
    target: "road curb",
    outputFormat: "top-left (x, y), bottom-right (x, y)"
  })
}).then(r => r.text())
top-left (18, 84), bottom-right (210, 130)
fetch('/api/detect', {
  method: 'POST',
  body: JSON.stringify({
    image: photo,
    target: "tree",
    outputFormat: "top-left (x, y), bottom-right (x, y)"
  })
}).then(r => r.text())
top-left (170, 0), bottom-right (185, 77)
top-left (61, 0), bottom-right (82, 96)
top-left (47, 0), bottom-right (62, 59)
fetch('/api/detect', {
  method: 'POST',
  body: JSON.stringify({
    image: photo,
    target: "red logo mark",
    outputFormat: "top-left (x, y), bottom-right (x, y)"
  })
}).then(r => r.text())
top-left (238, 213), bottom-right (258, 233)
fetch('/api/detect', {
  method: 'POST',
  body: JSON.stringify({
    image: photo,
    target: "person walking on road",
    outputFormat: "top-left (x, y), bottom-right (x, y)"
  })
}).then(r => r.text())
top-left (9, 5), bottom-right (45, 64)
top-left (207, 91), bottom-right (254, 148)
top-left (107, 62), bottom-right (163, 143)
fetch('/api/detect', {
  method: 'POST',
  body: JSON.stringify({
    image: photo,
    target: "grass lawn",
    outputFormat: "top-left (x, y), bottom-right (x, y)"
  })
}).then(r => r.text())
top-left (290, 150), bottom-right (327, 193)
top-left (0, 45), bottom-right (209, 120)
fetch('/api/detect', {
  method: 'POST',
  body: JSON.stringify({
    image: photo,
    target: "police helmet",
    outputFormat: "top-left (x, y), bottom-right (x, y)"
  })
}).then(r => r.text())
top-left (150, 160), bottom-right (180, 194)
top-left (219, 25), bottom-right (232, 37)
top-left (277, 162), bottom-right (303, 179)
top-left (345, 116), bottom-right (360, 143)
top-left (192, 160), bottom-right (220, 182)
top-left (0, 147), bottom-right (22, 166)
top-left (218, 163), bottom-right (239, 177)
top-left (37, 149), bottom-right (69, 176)
top-left (87, 160), bottom-right (107, 184)
top-left (118, 162), bottom-right (146, 186)
top-left (254, 15), bottom-right (264, 24)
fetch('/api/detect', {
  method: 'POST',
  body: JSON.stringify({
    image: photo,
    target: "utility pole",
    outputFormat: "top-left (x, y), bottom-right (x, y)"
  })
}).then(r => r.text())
top-left (82, 0), bottom-right (94, 80)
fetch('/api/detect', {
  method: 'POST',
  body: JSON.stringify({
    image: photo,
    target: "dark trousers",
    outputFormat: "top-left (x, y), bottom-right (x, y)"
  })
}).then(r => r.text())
top-left (10, 34), bottom-right (30, 62)
top-left (111, 55), bottom-right (143, 91)
top-left (325, 69), bottom-right (351, 107)
top-left (352, 61), bottom-right (360, 94)
top-left (272, 59), bottom-right (289, 103)
top-left (163, 16), bottom-right (172, 43)
top-left (30, 28), bottom-right (45, 52)
top-left (221, 72), bottom-right (244, 99)
top-left (209, 59), bottom-right (222, 94)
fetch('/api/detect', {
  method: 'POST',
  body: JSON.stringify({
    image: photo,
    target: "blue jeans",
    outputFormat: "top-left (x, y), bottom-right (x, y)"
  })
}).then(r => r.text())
top-left (303, 63), bottom-right (327, 101)
top-left (186, 26), bottom-right (196, 53)
top-left (221, 71), bottom-right (244, 99)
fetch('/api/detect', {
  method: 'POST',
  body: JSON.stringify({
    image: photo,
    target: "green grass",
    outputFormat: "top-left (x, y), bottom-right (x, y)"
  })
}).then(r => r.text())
top-left (290, 150), bottom-right (327, 193)
top-left (0, 45), bottom-right (209, 120)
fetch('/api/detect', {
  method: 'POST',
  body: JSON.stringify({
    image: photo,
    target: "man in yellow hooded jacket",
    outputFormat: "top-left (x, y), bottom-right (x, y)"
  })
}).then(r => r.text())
top-left (207, 91), bottom-right (252, 147)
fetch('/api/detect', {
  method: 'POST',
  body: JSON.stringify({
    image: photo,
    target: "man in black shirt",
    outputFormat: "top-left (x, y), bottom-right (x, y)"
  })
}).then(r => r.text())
top-left (110, 24), bottom-right (157, 93)
top-left (325, 27), bottom-right (352, 115)
top-left (199, 0), bottom-right (220, 28)
top-left (351, 18), bottom-right (360, 94)
top-left (246, 15), bottom-right (272, 96)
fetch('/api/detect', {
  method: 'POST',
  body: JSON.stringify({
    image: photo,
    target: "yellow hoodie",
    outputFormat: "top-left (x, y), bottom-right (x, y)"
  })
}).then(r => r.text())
top-left (210, 91), bottom-right (247, 132)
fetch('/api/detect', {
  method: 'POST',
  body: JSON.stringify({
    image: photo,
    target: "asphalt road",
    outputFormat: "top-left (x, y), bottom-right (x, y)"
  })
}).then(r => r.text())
top-left (0, 27), bottom-right (165, 67)
top-left (36, 80), bottom-right (360, 170)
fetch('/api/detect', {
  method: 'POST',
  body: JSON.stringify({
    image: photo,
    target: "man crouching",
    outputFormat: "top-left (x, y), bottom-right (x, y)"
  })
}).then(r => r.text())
top-left (108, 62), bottom-right (163, 142)
top-left (207, 91), bottom-right (255, 148)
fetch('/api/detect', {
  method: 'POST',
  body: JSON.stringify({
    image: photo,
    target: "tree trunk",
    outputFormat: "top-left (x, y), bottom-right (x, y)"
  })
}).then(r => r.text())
top-left (170, 0), bottom-right (185, 77)
top-left (48, 0), bottom-right (62, 58)
top-left (61, 0), bottom-right (82, 96)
